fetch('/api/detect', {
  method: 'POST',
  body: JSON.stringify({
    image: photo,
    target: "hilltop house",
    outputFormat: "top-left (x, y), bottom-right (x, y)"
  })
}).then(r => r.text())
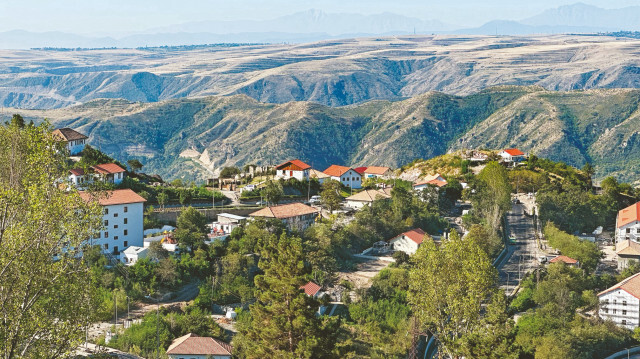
top-left (616, 240), bottom-right (640, 270)
top-left (52, 128), bottom-right (88, 156)
top-left (499, 148), bottom-right (526, 163)
top-left (616, 202), bottom-right (640, 243)
top-left (413, 174), bottom-right (447, 191)
top-left (388, 228), bottom-right (429, 255)
top-left (598, 272), bottom-right (640, 330)
top-left (345, 188), bottom-right (392, 209)
top-left (79, 189), bottom-right (146, 256)
top-left (300, 281), bottom-right (323, 299)
top-left (69, 163), bottom-right (126, 188)
top-left (249, 202), bottom-right (319, 232)
top-left (364, 166), bottom-right (392, 179)
top-left (166, 333), bottom-right (232, 359)
top-left (323, 165), bottom-right (362, 189)
top-left (276, 159), bottom-right (311, 181)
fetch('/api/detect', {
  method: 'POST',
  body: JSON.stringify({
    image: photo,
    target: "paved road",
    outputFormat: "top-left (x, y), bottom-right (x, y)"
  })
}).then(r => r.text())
top-left (496, 203), bottom-right (539, 295)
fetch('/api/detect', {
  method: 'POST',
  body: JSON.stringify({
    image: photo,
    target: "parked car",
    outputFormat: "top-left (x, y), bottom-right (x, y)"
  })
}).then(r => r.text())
top-left (309, 195), bottom-right (321, 204)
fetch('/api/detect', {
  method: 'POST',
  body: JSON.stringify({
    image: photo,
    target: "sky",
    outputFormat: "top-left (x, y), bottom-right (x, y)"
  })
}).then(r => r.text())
top-left (0, 0), bottom-right (639, 35)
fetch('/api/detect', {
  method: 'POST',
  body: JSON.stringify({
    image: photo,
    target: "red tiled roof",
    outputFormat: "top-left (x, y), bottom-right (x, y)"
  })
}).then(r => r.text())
top-left (364, 166), bottom-right (391, 175)
top-left (79, 189), bottom-right (146, 206)
top-left (276, 159), bottom-right (311, 170)
top-left (92, 163), bottom-right (126, 175)
top-left (323, 165), bottom-right (352, 177)
top-left (391, 228), bottom-right (427, 245)
top-left (549, 255), bottom-right (578, 264)
top-left (413, 174), bottom-right (447, 187)
top-left (300, 281), bottom-right (322, 296)
top-left (618, 202), bottom-right (640, 228)
top-left (249, 203), bottom-right (319, 219)
top-left (52, 128), bottom-right (88, 141)
top-left (69, 168), bottom-right (85, 176)
top-left (502, 148), bottom-right (525, 156)
top-left (354, 167), bottom-right (368, 174)
top-left (166, 333), bottom-right (232, 356)
top-left (598, 272), bottom-right (640, 300)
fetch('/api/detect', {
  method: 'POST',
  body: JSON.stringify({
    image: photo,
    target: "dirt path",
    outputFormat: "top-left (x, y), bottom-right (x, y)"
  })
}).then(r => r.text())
top-left (337, 258), bottom-right (390, 290)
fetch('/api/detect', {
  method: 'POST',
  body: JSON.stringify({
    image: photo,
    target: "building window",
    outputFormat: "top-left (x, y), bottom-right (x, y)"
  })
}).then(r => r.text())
top-left (623, 310), bottom-right (627, 315)
top-left (124, 218), bottom-right (128, 224)
top-left (623, 300), bottom-right (627, 306)
top-left (104, 232), bottom-right (108, 238)
top-left (104, 220), bottom-right (108, 226)
top-left (104, 208), bottom-right (108, 215)
top-left (124, 241), bottom-right (128, 247)
top-left (613, 309), bottom-right (617, 314)
top-left (603, 308), bottom-right (608, 313)
top-left (114, 213), bottom-right (118, 217)
top-left (614, 300), bottom-right (617, 305)
top-left (627, 228), bottom-right (631, 234)
top-left (103, 244), bottom-right (108, 250)
top-left (124, 229), bottom-right (128, 235)
top-left (637, 228), bottom-right (640, 234)
top-left (623, 320), bottom-right (627, 325)
top-left (114, 236), bottom-right (118, 240)
top-left (124, 206), bottom-right (128, 213)
top-left (114, 225), bottom-right (118, 229)
top-left (604, 299), bottom-right (609, 304)
top-left (113, 246), bottom-right (118, 254)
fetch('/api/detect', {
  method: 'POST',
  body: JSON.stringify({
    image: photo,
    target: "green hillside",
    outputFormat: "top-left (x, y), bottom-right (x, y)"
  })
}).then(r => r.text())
top-left (8, 86), bottom-right (640, 183)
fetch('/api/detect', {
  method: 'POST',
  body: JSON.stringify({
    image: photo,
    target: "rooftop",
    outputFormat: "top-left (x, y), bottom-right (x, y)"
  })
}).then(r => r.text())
top-left (549, 255), bottom-right (578, 264)
top-left (502, 148), bottom-right (525, 156)
top-left (300, 281), bottom-right (322, 296)
top-left (276, 159), bottom-right (311, 170)
top-left (616, 240), bottom-right (640, 256)
top-left (249, 202), bottom-right (319, 219)
top-left (92, 163), bottom-right (126, 175)
top-left (599, 272), bottom-right (640, 300)
top-left (52, 128), bottom-right (88, 142)
top-left (310, 169), bottom-right (330, 179)
top-left (618, 202), bottom-right (640, 228)
top-left (166, 333), bottom-right (232, 356)
top-left (323, 165), bottom-right (352, 177)
top-left (414, 174), bottom-right (447, 187)
top-left (346, 189), bottom-right (391, 202)
top-left (218, 213), bottom-right (247, 221)
top-left (391, 228), bottom-right (427, 245)
top-left (79, 189), bottom-right (146, 206)
top-left (364, 166), bottom-right (391, 175)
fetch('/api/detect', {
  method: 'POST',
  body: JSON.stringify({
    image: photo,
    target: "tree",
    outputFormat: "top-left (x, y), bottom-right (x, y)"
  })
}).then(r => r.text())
top-left (9, 114), bottom-right (24, 128)
top-left (321, 180), bottom-right (343, 213)
top-left (155, 258), bottom-right (178, 287)
top-left (582, 162), bottom-right (594, 188)
top-left (179, 189), bottom-right (192, 207)
top-left (220, 166), bottom-right (240, 179)
top-left (408, 236), bottom-right (497, 358)
top-left (147, 241), bottom-right (169, 261)
top-left (234, 233), bottom-right (339, 358)
top-left (474, 161), bottom-right (512, 234)
top-left (127, 159), bottom-right (143, 173)
top-left (174, 207), bottom-right (208, 251)
top-left (156, 191), bottom-right (168, 211)
top-left (0, 121), bottom-right (103, 358)
top-left (465, 224), bottom-right (503, 259)
top-left (261, 180), bottom-right (283, 205)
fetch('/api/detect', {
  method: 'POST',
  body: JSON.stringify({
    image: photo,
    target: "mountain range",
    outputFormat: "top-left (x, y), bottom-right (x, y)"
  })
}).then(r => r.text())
top-left (3, 4), bottom-right (640, 49)
top-left (3, 35), bottom-right (640, 110)
top-left (6, 86), bottom-right (640, 184)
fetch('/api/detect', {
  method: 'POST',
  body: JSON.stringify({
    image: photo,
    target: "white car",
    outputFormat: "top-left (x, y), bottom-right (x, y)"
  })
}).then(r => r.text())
top-left (309, 195), bottom-right (321, 204)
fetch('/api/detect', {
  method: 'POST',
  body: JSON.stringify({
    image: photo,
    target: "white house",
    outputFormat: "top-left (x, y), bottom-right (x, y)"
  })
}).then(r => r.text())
top-left (275, 159), bottom-right (311, 181)
top-left (598, 272), bottom-right (640, 330)
top-left (413, 174), bottom-right (447, 191)
top-left (68, 168), bottom-right (89, 188)
top-left (79, 189), bottom-right (146, 256)
top-left (166, 333), bottom-right (232, 359)
top-left (211, 213), bottom-right (247, 235)
top-left (323, 165), bottom-right (362, 189)
top-left (249, 203), bottom-right (319, 232)
top-left (345, 188), bottom-right (392, 209)
top-left (616, 202), bottom-right (640, 243)
top-left (388, 228), bottom-right (429, 255)
top-left (310, 169), bottom-right (330, 184)
top-left (616, 240), bottom-right (640, 270)
top-left (498, 148), bottom-right (526, 163)
top-left (363, 166), bottom-right (392, 179)
top-left (120, 246), bottom-right (148, 266)
top-left (92, 163), bottom-right (126, 185)
top-left (52, 128), bottom-right (88, 156)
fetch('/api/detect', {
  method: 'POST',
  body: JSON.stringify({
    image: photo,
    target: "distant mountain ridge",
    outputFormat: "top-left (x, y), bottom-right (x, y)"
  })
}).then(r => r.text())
top-left (8, 86), bottom-right (640, 184)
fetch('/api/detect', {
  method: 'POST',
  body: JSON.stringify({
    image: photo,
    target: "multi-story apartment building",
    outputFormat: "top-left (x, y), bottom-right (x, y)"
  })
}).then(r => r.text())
top-left (79, 189), bottom-right (146, 256)
top-left (598, 272), bottom-right (640, 330)
top-left (616, 202), bottom-right (640, 244)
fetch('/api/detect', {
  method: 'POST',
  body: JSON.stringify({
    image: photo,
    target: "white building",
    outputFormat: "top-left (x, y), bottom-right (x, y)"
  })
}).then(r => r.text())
top-left (616, 202), bottom-right (640, 243)
top-left (323, 165), bottom-right (362, 189)
top-left (166, 333), bottom-right (232, 359)
top-left (79, 189), bottom-right (146, 256)
top-left (598, 272), bottom-right (640, 330)
top-left (388, 228), bottom-right (429, 255)
top-left (211, 213), bottom-right (247, 235)
top-left (413, 174), bottom-right (447, 191)
top-left (498, 148), bottom-right (526, 163)
top-left (249, 202), bottom-right (319, 233)
top-left (616, 240), bottom-right (640, 270)
top-left (363, 166), bottom-right (392, 179)
top-left (120, 246), bottom-right (148, 266)
top-left (68, 163), bottom-right (126, 188)
top-left (310, 169), bottom-right (330, 184)
top-left (275, 159), bottom-right (311, 181)
top-left (52, 128), bottom-right (88, 156)
top-left (345, 188), bottom-right (392, 209)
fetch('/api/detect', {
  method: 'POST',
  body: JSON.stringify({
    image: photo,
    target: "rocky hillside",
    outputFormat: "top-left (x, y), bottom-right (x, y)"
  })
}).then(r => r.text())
top-left (7, 86), bottom-right (640, 184)
top-left (5, 35), bottom-right (640, 109)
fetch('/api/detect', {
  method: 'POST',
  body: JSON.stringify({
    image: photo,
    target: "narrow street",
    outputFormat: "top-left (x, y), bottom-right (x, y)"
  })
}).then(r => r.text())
top-left (496, 202), bottom-right (539, 295)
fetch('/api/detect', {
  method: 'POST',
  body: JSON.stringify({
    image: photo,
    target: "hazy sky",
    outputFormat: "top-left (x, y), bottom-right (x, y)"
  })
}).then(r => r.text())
top-left (1, 0), bottom-right (639, 35)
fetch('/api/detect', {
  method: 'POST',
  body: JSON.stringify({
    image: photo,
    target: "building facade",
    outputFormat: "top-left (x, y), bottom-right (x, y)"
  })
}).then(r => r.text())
top-left (345, 188), bottom-right (392, 209)
top-left (616, 202), bottom-right (640, 243)
top-left (388, 228), bottom-right (428, 255)
top-left (363, 166), bottom-right (392, 179)
top-left (52, 128), bottom-right (88, 155)
top-left (498, 148), bottom-right (526, 163)
top-left (275, 159), bottom-right (311, 181)
top-left (598, 272), bottom-right (640, 330)
top-left (249, 203), bottom-right (319, 232)
top-left (79, 189), bottom-right (146, 256)
top-left (323, 165), bottom-right (362, 189)
top-left (413, 174), bottom-right (447, 191)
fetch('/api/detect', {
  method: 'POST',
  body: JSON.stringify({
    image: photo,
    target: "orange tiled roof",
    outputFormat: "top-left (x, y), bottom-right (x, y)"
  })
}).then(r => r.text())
top-left (323, 165), bottom-right (352, 177)
top-left (92, 163), bottom-right (126, 175)
top-left (69, 168), bottom-right (85, 176)
top-left (549, 255), bottom-right (578, 264)
top-left (354, 167), bottom-right (368, 174)
top-left (249, 203), bottom-right (319, 219)
top-left (414, 174), bottom-right (447, 187)
top-left (52, 128), bottom-right (88, 141)
top-left (300, 281), bottom-right (322, 296)
top-left (618, 202), bottom-right (640, 228)
top-left (390, 228), bottom-right (427, 245)
top-left (364, 166), bottom-right (391, 175)
top-left (599, 272), bottom-right (640, 300)
top-left (276, 159), bottom-right (311, 170)
top-left (503, 148), bottom-right (525, 156)
top-left (166, 333), bottom-right (232, 356)
top-left (79, 189), bottom-right (146, 206)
